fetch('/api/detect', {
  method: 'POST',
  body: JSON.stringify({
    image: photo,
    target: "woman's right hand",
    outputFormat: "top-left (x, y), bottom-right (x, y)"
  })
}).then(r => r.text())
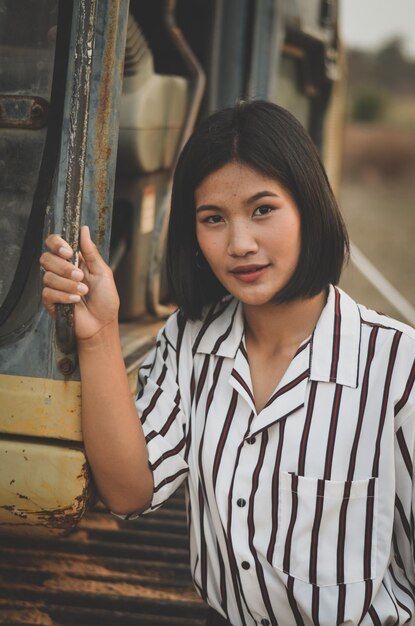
top-left (40, 225), bottom-right (120, 342)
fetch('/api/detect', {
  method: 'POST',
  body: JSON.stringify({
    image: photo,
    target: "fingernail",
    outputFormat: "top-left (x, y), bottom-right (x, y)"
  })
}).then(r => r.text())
top-left (71, 269), bottom-right (83, 280)
top-left (59, 246), bottom-right (72, 258)
top-left (82, 225), bottom-right (91, 239)
top-left (69, 294), bottom-right (81, 302)
top-left (77, 283), bottom-right (88, 295)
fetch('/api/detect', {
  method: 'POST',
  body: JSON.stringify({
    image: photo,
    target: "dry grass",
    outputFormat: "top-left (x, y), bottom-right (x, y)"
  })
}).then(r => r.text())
top-left (384, 96), bottom-right (415, 130)
top-left (342, 123), bottom-right (415, 181)
top-left (339, 174), bottom-right (415, 315)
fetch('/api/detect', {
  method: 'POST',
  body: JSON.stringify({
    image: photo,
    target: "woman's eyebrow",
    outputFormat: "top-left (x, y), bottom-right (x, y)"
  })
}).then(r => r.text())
top-left (246, 190), bottom-right (280, 204)
top-left (196, 191), bottom-right (280, 213)
top-left (195, 204), bottom-right (223, 213)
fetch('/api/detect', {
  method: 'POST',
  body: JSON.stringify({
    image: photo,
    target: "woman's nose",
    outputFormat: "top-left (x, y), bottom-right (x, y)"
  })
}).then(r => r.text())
top-left (227, 222), bottom-right (259, 256)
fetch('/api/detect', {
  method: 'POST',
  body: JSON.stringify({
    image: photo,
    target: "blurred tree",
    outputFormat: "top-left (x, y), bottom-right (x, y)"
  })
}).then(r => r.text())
top-left (351, 89), bottom-right (387, 123)
top-left (347, 38), bottom-right (415, 95)
top-left (375, 37), bottom-right (407, 91)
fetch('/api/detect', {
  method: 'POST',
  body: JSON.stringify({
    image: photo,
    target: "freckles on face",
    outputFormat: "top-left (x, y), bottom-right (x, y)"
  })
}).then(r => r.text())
top-left (194, 162), bottom-right (302, 306)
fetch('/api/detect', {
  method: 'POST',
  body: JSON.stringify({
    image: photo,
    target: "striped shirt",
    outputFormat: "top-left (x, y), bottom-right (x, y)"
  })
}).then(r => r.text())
top-left (128, 285), bottom-right (415, 625)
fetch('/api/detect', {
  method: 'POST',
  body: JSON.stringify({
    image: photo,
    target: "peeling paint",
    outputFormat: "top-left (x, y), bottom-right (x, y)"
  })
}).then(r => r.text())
top-left (56, 0), bottom-right (98, 356)
top-left (0, 442), bottom-right (91, 535)
top-left (16, 494), bottom-right (29, 501)
top-left (94, 2), bottom-right (120, 246)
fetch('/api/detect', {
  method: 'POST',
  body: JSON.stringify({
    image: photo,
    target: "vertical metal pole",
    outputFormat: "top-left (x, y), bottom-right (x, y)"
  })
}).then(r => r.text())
top-left (55, 0), bottom-right (98, 356)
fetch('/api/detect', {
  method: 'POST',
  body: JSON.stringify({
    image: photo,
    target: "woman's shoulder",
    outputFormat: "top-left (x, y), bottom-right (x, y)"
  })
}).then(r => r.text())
top-left (356, 299), bottom-right (415, 344)
top-left (352, 297), bottom-right (415, 384)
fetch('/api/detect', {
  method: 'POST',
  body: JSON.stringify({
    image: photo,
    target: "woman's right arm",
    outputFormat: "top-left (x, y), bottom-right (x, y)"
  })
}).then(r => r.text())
top-left (40, 225), bottom-right (154, 515)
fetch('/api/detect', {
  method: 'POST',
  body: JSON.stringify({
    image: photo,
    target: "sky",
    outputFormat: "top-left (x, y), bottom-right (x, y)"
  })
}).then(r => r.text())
top-left (340, 0), bottom-right (415, 59)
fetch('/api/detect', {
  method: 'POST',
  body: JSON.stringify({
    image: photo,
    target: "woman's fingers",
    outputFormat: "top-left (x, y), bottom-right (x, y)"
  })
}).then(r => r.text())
top-left (42, 286), bottom-right (82, 304)
top-left (42, 286), bottom-right (83, 319)
top-left (43, 271), bottom-right (89, 296)
top-left (79, 225), bottom-right (107, 274)
top-left (40, 240), bottom-right (88, 319)
top-left (40, 251), bottom-right (83, 281)
top-left (44, 233), bottom-right (74, 259)
top-left (42, 227), bottom-right (108, 278)
top-left (40, 227), bottom-right (114, 324)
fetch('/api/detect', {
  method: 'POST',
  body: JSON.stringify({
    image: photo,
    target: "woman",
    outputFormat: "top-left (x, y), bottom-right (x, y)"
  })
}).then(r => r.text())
top-left (41, 101), bottom-right (415, 625)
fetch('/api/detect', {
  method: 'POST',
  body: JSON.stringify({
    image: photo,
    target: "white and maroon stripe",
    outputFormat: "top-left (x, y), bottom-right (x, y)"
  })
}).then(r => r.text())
top-left (226, 412), bottom-right (256, 626)
top-left (336, 325), bottom-right (379, 621)
top-left (330, 286), bottom-right (342, 382)
top-left (247, 431), bottom-right (279, 626)
top-left (132, 289), bottom-right (415, 626)
top-left (266, 419), bottom-right (286, 564)
top-left (212, 389), bottom-right (239, 490)
top-left (394, 359), bottom-right (415, 416)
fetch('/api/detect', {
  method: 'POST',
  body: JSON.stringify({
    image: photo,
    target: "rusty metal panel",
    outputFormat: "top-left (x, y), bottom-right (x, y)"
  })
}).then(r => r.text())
top-left (0, 440), bottom-right (90, 535)
top-left (0, 488), bottom-right (208, 625)
top-left (83, 0), bottom-right (129, 255)
top-left (0, 374), bottom-right (82, 441)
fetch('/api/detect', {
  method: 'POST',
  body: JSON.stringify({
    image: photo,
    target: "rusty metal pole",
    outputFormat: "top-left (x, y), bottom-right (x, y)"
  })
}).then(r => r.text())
top-left (55, 0), bottom-right (98, 358)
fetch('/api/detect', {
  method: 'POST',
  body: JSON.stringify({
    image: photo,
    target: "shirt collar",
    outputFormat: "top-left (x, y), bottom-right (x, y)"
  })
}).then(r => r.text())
top-left (309, 285), bottom-right (361, 388)
top-left (194, 286), bottom-right (362, 388)
top-left (194, 297), bottom-right (244, 358)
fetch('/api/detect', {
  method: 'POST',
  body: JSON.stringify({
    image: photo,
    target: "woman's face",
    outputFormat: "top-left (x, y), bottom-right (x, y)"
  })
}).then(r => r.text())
top-left (195, 161), bottom-right (301, 307)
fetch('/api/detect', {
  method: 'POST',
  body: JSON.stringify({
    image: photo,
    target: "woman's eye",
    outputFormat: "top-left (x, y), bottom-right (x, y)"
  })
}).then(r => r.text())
top-left (253, 205), bottom-right (273, 216)
top-left (204, 215), bottom-right (223, 224)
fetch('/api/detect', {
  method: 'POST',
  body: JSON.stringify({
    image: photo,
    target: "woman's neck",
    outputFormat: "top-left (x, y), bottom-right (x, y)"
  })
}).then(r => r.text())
top-left (243, 290), bottom-right (327, 356)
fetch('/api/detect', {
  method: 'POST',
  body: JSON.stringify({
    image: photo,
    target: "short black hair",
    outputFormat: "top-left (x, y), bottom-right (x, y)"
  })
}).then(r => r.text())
top-left (167, 100), bottom-right (349, 319)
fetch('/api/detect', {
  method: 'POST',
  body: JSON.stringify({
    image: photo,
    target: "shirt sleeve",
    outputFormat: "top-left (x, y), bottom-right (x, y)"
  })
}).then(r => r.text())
top-left (118, 314), bottom-right (190, 520)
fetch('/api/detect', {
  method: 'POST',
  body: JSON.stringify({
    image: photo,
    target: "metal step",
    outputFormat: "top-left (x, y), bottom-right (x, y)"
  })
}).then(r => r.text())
top-left (0, 487), bottom-right (208, 625)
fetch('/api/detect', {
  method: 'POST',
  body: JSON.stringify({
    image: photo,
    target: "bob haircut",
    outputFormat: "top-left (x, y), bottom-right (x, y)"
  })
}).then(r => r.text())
top-left (167, 100), bottom-right (349, 320)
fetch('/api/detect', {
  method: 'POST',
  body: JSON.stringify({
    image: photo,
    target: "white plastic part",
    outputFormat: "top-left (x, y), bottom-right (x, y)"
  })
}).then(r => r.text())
top-left (117, 59), bottom-right (188, 174)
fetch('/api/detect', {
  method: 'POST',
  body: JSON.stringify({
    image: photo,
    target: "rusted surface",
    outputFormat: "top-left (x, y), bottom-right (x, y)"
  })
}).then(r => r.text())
top-left (0, 95), bottom-right (49, 129)
top-left (0, 444), bottom-right (91, 535)
top-left (0, 602), bottom-right (54, 625)
top-left (55, 307), bottom-right (76, 357)
top-left (0, 487), bottom-right (208, 625)
top-left (56, 0), bottom-right (98, 356)
top-left (57, 357), bottom-right (77, 376)
top-left (62, 0), bottom-right (98, 252)
top-left (34, 462), bottom-right (92, 535)
top-left (0, 505), bottom-right (28, 520)
top-left (0, 498), bottom-right (86, 533)
top-left (94, 1), bottom-right (120, 246)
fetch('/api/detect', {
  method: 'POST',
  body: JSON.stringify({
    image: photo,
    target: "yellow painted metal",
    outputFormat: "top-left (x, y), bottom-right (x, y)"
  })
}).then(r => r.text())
top-left (0, 374), bottom-right (82, 441)
top-left (322, 39), bottom-right (347, 198)
top-left (0, 331), bottom-right (157, 535)
top-left (0, 439), bottom-right (91, 536)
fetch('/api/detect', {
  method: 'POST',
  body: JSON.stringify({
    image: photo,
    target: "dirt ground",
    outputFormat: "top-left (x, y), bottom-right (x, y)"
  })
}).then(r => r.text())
top-left (339, 178), bottom-right (415, 321)
top-left (338, 125), bottom-right (415, 323)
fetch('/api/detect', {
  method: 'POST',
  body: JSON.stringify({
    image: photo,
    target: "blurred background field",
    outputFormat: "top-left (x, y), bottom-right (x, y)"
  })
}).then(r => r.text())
top-left (337, 32), bottom-right (415, 323)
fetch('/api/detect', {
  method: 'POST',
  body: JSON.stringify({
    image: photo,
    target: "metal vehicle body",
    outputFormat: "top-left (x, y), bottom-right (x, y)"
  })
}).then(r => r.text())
top-left (0, 0), bottom-right (343, 542)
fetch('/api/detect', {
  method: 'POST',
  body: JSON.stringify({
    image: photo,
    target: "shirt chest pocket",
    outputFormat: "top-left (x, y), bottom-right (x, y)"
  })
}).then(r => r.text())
top-left (273, 472), bottom-right (378, 587)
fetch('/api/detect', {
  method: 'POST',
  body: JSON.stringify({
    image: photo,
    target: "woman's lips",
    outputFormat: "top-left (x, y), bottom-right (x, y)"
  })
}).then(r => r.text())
top-left (230, 264), bottom-right (270, 283)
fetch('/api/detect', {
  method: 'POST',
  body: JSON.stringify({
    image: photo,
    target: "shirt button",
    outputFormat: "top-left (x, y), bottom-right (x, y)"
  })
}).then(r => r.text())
top-left (237, 498), bottom-right (246, 507)
top-left (241, 561), bottom-right (250, 570)
top-left (261, 620), bottom-right (270, 626)
top-left (247, 437), bottom-right (256, 445)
